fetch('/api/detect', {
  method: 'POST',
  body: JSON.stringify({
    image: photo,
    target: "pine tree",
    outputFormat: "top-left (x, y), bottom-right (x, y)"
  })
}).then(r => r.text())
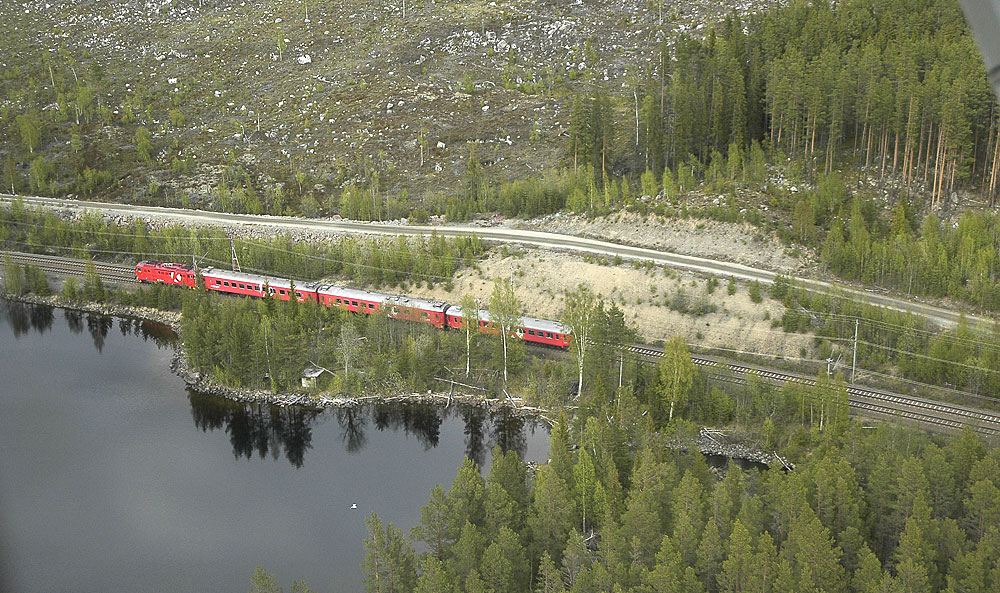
top-left (414, 556), bottom-right (457, 593)
top-left (535, 551), bottom-right (566, 593)
top-left (362, 512), bottom-right (417, 593)
top-left (573, 449), bottom-right (598, 535)
top-left (718, 520), bottom-right (753, 593)
top-left (448, 521), bottom-right (486, 588)
top-left (527, 464), bottom-right (574, 564)
top-left (672, 471), bottom-right (706, 565)
top-left (446, 457), bottom-right (485, 533)
top-left (412, 484), bottom-right (452, 559)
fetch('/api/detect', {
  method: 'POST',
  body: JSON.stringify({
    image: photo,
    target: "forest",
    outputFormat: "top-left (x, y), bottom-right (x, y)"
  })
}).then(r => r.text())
top-left (247, 375), bottom-right (1000, 593)
top-left (350, 417), bottom-right (1000, 593)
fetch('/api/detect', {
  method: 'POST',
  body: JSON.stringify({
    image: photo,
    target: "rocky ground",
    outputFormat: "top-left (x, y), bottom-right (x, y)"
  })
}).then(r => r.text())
top-left (520, 210), bottom-right (809, 274)
top-left (0, 0), bottom-right (781, 204)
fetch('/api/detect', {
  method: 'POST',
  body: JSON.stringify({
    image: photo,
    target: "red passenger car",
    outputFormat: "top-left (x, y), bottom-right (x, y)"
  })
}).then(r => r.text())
top-left (446, 307), bottom-right (572, 348)
top-left (200, 267), bottom-right (319, 302)
top-left (316, 285), bottom-right (389, 314)
top-left (383, 294), bottom-right (450, 328)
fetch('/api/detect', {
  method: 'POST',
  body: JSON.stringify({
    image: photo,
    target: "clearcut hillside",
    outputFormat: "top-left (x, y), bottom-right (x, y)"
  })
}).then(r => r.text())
top-left (0, 0), bottom-right (776, 212)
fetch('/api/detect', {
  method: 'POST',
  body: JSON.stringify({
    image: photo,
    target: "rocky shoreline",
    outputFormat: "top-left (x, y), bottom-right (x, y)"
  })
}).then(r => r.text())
top-left (695, 429), bottom-right (794, 470)
top-left (1, 291), bottom-right (787, 469)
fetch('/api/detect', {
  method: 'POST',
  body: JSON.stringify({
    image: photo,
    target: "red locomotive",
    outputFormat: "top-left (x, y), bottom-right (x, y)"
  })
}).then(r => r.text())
top-left (134, 260), bottom-right (572, 348)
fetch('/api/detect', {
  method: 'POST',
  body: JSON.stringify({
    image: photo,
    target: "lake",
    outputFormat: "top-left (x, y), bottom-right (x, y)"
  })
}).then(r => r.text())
top-left (0, 300), bottom-right (551, 593)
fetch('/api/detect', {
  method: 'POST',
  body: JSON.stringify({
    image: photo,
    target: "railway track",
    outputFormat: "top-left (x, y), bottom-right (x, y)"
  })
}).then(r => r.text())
top-left (2, 251), bottom-right (138, 284)
top-left (624, 344), bottom-right (1000, 435)
top-left (6, 249), bottom-right (995, 435)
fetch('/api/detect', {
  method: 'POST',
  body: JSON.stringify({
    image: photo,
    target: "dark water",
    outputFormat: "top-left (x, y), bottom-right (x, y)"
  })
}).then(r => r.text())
top-left (0, 301), bottom-right (550, 593)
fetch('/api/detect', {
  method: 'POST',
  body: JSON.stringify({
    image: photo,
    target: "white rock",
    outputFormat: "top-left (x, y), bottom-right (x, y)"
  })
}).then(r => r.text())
top-left (436, 141), bottom-right (446, 149)
top-left (297, 55), bottom-right (312, 64)
top-left (482, 105), bottom-right (489, 112)
top-left (168, 77), bottom-right (178, 84)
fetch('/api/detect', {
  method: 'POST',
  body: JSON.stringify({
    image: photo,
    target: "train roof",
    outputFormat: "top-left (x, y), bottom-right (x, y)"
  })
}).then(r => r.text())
top-left (139, 260), bottom-right (193, 271)
top-left (383, 293), bottom-right (451, 313)
top-left (520, 315), bottom-right (570, 334)
top-left (448, 306), bottom-right (570, 334)
top-left (317, 285), bottom-right (449, 312)
top-left (200, 267), bottom-right (320, 291)
top-left (316, 284), bottom-right (395, 303)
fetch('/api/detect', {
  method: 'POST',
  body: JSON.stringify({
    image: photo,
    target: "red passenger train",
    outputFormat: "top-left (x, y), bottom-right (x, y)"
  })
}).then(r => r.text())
top-left (134, 260), bottom-right (572, 348)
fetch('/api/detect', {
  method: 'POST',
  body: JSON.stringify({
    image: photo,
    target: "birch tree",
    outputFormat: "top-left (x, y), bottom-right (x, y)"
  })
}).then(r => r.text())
top-left (489, 277), bottom-right (519, 385)
top-left (656, 336), bottom-right (695, 423)
top-left (562, 284), bottom-right (599, 398)
top-left (460, 293), bottom-right (480, 377)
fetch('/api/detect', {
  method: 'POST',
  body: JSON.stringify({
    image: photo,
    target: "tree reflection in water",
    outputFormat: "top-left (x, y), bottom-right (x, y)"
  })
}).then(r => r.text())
top-left (337, 406), bottom-right (368, 454)
top-left (462, 406), bottom-right (487, 468)
top-left (187, 392), bottom-right (544, 469)
top-left (1, 301), bottom-right (54, 336)
top-left (373, 403), bottom-right (441, 450)
top-left (86, 313), bottom-right (114, 352)
top-left (188, 390), bottom-right (319, 468)
top-left (64, 310), bottom-right (84, 334)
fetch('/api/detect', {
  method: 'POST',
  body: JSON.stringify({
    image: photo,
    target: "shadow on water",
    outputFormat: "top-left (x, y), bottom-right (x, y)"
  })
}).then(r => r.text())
top-left (188, 390), bottom-right (320, 468)
top-left (187, 391), bottom-right (544, 469)
top-left (1, 301), bottom-right (178, 351)
top-left (1, 301), bottom-right (54, 336)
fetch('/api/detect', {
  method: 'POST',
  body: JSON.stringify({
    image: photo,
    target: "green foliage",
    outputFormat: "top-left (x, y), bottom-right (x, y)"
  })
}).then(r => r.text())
top-left (135, 126), bottom-right (153, 163)
top-left (2, 255), bottom-right (26, 296)
top-left (489, 276), bottom-right (521, 385)
top-left (248, 565), bottom-right (282, 593)
top-left (362, 512), bottom-right (416, 593)
top-left (655, 337), bottom-right (697, 424)
top-left (15, 112), bottom-right (42, 154)
top-left (748, 280), bottom-right (762, 303)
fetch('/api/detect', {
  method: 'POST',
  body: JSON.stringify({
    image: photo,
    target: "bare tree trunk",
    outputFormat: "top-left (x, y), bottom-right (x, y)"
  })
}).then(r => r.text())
top-left (933, 131), bottom-right (946, 207)
top-left (892, 130), bottom-right (900, 175)
top-left (923, 122), bottom-right (934, 188)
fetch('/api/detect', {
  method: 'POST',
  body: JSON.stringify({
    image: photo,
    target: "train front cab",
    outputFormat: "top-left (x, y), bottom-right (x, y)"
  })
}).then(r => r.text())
top-left (135, 261), bottom-right (195, 287)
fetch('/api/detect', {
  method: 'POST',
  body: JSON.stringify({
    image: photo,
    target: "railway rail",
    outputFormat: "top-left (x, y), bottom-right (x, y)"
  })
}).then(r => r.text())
top-left (2, 251), bottom-right (138, 284)
top-left (624, 344), bottom-right (1000, 436)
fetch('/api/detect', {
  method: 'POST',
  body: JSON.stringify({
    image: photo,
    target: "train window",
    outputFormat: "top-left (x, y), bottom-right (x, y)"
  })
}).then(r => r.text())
top-left (238, 283), bottom-right (245, 289)
top-left (352, 300), bottom-right (358, 306)
top-left (421, 311), bottom-right (428, 319)
top-left (268, 287), bottom-right (275, 294)
top-left (528, 330), bottom-right (536, 336)
top-left (368, 303), bottom-right (375, 309)
top-left (279, 289), bottom-right (286, 295)
top-left (223, 281), bottom-right (230, 287)
top-left (335, 298), bottom-right (341, 304)
top-left (546, 332), bottom-right (553, 338)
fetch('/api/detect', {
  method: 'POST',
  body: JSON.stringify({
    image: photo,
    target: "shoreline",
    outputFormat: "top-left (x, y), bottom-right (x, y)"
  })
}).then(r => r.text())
top-left (1, 292), bottom-right (787, 468)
